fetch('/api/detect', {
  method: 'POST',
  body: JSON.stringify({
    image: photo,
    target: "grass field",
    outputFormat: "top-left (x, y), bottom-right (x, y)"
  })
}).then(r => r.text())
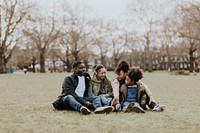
top-left (0, 71), bottom-right (199, 133)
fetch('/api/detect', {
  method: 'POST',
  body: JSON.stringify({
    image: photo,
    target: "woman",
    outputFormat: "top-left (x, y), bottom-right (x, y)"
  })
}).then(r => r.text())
top-left (90, 64), bottom-right (114, 113)
top-left (111, 60), bottom-right (165, 112)
top-left (111, 61), bottom-right (129, 111)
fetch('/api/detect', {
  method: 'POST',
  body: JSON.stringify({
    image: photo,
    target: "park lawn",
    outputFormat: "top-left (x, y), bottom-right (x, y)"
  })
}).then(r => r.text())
top-left (0, 71), bottom-right (199, 133)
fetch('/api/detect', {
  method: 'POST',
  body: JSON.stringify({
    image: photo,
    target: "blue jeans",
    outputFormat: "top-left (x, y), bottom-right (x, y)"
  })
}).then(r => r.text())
top-left (61, 95), bottom-right (96, 112)
top-left (93, 94), bottom-right (112, 109)
top-left (122, 101), bottom-right (141, 110)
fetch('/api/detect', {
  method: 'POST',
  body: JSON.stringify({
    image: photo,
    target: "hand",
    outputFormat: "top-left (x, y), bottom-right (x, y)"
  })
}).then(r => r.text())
top-left (105, 94), bottom-right (109, 98)
top-left (84, 101), bottom-right (92, 107)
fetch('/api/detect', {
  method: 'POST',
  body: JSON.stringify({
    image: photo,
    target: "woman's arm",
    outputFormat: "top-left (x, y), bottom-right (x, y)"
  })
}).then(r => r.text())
top-left (111, 78), bottom-right (120, 99)
top-left (138, 80), bottom-right (156, 103)
top-left (138, 80), bottom-right (152, 96)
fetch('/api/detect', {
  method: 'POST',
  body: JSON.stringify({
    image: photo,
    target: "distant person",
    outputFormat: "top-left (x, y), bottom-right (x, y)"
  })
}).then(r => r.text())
top-left (89, 64), bottom-right (114, 113)
top-left (111, 60), bottom-right (165, 112)
top-left (23, 67), bottom-right (27, 74)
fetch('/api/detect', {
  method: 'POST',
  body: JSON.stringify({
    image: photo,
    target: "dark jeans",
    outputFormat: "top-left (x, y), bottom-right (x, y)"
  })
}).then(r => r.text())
top-left (61, 95), bottom-right (96, 112)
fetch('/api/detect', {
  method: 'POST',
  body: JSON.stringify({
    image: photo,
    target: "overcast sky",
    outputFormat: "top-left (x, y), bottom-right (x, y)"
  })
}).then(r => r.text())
top-left (31, 0), bottom-right (200, 30)
top-left (31, 0), bottom-right (131, 20)
top-left (31, 0), bottom-right (200, 21)
top-left (31, 0), bottom-right (178, 20)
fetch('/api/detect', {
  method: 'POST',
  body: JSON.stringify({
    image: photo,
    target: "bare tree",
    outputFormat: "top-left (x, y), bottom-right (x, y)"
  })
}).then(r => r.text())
top-left (91, 20), bottom-right (112, 67)
top-left (175, 2), bottom-right (200, 72)
top-left (127, 0), bottom-right (164, 72)
top-left (108, 24), bottom-right (128, 67)
top-left (24, 11), bottom-right (61, 73)
top-left (60, 7), bottom-right (93, 63)
top-left (0, 0), bottom-right (31, 73)
top-left (158, 17), bottom-right (181, 70)
top-left (125, 32), bottom-right (141, 66)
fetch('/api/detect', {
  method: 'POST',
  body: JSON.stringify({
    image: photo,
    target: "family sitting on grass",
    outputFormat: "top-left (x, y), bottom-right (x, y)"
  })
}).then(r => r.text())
top-left (52, 60), bottom-right (165, 115)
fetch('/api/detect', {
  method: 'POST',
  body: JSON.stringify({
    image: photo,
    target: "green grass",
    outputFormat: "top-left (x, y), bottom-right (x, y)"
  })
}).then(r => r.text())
top-left (0, 71), bottom-right (199, 133)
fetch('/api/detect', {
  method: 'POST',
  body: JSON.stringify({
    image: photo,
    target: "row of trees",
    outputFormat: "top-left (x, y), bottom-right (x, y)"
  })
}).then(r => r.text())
top-left (1, 0), bottom-right (200, 73)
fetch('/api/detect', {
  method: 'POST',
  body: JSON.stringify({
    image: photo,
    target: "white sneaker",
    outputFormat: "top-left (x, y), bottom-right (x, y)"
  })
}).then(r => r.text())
top-left (153, 105), bottom-right (166, 112)
top-left (115, 103), bottom-right (121, 112)
top-left (80, 106), bottom-right (91, 115)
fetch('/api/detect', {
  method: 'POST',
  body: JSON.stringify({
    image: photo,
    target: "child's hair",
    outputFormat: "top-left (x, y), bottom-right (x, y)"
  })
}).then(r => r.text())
top-left (115, 60), bottom-right (129, 75)
top-left (127, 67), bottom-right (143, 82)
top-left (94, 64), bottom-right (105, 73)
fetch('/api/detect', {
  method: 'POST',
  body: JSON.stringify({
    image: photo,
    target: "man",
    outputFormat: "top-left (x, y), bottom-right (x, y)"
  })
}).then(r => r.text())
top-left (53, 61), bottom-right (113, 115)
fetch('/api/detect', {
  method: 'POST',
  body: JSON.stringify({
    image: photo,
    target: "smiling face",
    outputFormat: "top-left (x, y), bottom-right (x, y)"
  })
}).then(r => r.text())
top-left (117, 70), bottom-right (127, 81)
top-left (125, 75), bottom-right (133, 86)
top-left (96, 67), bottom-right (107, 80)
top-left (74, 63), bottom-right (86, 76)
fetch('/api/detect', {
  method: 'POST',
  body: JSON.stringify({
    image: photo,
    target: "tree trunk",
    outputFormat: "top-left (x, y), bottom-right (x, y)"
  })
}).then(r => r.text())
top-left (114, 56), bottom-right (119, 68)
top-left (72, 50), bottom-right (79, 61)
top-left (166, 45), bottom-right (171, 70)
top-left (66, 48), bottom-right (71, 72)
top-left (101, 55), bottom-right (106, 68)
top-left (40, 49), bottom-right (46, 73)
top-left (74, 53), bottom-right (78, 61)
top-left (0, 47), bottom-right (5, 73)
top-left (189, 48), bottom-right (194, 72)
top-left (146, 36), bottom-right (152, 72)
top-left (31, 56), bottom-right (36, 73)
top-left (53, 59), bottom-right (56, 72)
top-left (66, 58), bottom-right (71, 72)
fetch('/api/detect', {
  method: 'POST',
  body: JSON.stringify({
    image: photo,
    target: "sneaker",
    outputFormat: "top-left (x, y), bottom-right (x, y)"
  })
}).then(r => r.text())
top-left (94, 106), bottom-right (114, 114)
top-left (153, 105), bottom-right (166, 112)
top-left (132, 106), bottom-right (145, 113)
top-left (80, 106), bottom-right (91, 115)
top-left (123, 102), bottom-right (134, 113)
top-left (111, 98), bottom-right (119, 107)
top-left (115, 103), bottom-right (121, 112)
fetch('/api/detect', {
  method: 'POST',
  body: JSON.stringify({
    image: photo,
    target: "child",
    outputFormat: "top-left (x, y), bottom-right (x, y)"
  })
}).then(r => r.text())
top-left (120, 67), bottom-right (145, 113)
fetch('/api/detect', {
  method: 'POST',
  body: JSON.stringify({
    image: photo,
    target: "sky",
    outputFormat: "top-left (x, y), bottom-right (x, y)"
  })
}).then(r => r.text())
top-left (30, 0), bottom-right (200, 30)
top-left (31, 0), bottom-right (200, 20)
top-left (67, 0), bottom-right (132, 20)
top-left (28, 0), bottom-right (200, 34)
top-left (31, 0), bottom-right (132, 23)
top-left (31, 0), bottom-right (200, 24)
top-left (31, 0), bottom-right (176, 20)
